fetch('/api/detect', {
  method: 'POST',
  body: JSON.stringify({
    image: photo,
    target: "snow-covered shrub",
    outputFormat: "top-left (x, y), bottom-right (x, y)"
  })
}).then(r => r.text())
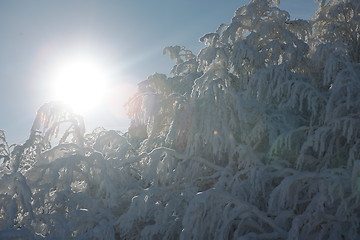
top-left (1, 0), bottom-right (360, 239)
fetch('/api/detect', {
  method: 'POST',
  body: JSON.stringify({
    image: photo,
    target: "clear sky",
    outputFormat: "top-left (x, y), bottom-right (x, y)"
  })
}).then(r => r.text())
top-left (0, 0), bottom-right (318, 144)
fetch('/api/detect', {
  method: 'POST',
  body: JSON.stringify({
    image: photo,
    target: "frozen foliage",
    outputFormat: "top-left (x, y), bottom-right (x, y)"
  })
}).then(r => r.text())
top-left (1, 0), bottom-right (360, 239)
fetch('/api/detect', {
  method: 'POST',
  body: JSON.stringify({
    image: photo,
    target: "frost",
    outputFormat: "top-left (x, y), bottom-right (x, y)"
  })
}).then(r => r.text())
top-left (1, 0), bottom-right (360, 239)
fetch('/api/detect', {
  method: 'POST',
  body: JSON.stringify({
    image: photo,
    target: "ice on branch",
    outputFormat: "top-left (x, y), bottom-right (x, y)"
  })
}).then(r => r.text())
top-left (1, 0), bottom-right (360, 239)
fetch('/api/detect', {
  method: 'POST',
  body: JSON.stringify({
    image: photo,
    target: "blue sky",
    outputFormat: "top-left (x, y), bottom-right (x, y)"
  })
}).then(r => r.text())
top-left (0, 0), bottom-right (317, 144)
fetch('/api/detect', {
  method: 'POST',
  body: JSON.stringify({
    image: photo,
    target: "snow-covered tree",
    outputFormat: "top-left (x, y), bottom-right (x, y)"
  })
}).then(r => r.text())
top-left (1, 0), bottom-right (360, 239)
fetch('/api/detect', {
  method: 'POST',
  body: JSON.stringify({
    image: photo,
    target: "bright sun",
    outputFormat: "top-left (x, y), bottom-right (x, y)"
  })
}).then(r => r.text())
top-left (50, 54), bottom-right (109, 115)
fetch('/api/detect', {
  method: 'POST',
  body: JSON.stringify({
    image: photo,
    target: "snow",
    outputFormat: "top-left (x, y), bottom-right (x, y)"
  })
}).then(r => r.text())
top-left (1, 0), bottom-right (360, 239)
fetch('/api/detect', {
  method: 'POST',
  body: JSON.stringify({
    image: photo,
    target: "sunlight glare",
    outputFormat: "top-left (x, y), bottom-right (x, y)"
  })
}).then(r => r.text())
top-left (50, 54), bottom-right (109, 115)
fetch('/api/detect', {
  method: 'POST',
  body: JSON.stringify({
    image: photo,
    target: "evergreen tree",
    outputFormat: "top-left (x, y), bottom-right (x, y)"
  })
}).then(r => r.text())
top-left (1, 0), bottom-right (360, 239)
